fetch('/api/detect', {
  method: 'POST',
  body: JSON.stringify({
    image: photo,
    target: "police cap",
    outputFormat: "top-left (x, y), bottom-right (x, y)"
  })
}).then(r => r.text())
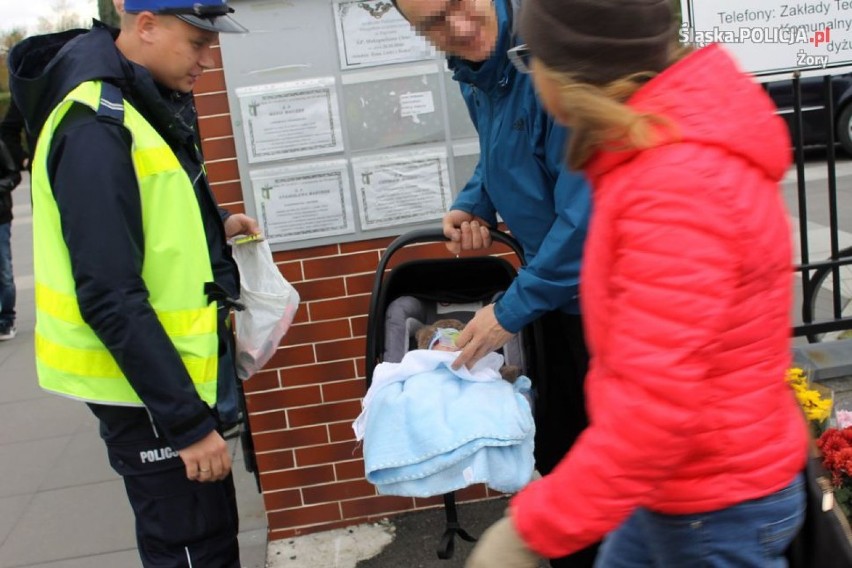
top-left (124, 0), bottom-right (247, 33)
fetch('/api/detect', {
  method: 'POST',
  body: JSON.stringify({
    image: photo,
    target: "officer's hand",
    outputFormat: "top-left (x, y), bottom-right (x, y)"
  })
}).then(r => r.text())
top-left (465, 515), bottom-right (541, 568)
top-left (452, 304), bottom-right (513, 370)
top-left (178, 430), bottom-right (232, 483)
top-left (224, 213), bottom-right (261, 239)
top-left (442, 210), bottom-right (491, 255)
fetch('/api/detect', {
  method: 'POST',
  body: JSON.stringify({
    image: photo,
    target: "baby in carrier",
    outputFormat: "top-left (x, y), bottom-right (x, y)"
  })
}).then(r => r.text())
top-left (417, 318), bottom-right (521, 383)
top-left (353, 317), bottom-right (535, 498)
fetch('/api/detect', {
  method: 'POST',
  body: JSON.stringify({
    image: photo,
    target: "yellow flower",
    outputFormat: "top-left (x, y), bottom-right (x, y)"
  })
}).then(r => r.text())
top-left (787, 367), bottom-right (833, 424)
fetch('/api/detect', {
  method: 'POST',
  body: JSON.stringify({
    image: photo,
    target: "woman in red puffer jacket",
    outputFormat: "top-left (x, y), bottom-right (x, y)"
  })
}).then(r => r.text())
top-left (465, 1), bottom-right (809, 567)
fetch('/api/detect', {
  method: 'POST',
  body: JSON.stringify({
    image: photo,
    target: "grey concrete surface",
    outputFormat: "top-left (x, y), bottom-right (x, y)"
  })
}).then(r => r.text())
top-left (0, 174), bottom-right (267, 567)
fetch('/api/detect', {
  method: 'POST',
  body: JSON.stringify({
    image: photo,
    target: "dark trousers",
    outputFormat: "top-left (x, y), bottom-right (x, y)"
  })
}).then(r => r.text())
top-left (533, 311), bottom-right (600, 568)
top-left (88, 405), bottom-right (241, 568)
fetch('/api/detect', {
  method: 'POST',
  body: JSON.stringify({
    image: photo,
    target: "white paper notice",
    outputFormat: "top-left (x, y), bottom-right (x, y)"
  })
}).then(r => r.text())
top-left (681, 0), bottom-right (852, 79)
top-left (399, 91), bottom-right (436, 119)
top-left (334, 0), bottom-right (435, 70)
top-left (237, 78), bottom-right (344, 163)
top-left (352, 149), bottom-right (452, 230)
top-left (250, 160), bottom-right (355, 244)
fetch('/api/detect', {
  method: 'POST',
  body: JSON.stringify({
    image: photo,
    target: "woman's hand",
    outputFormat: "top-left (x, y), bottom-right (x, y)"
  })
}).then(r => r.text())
top-left (465, 515), bottom-right (541, 568)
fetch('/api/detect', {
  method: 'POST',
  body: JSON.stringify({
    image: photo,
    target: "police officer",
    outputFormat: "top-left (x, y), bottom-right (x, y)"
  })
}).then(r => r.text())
top-left (9, 2), bottom-right (256, 565)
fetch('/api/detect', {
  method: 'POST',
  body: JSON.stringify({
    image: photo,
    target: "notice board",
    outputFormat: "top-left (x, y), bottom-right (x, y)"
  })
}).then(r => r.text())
top-left (219, 0), bottom-right (479, 251)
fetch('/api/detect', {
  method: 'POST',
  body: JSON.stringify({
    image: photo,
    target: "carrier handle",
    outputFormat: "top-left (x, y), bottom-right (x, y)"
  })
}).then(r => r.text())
top-left (377, 228), bottom-right (525, 271)
top-left (365, 228), bottom-right (525, 384)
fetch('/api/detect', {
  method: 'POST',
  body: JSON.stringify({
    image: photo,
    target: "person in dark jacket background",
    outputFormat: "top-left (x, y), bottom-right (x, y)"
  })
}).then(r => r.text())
top-left (0, 136), bottom-right (21, 340)
top-left (392, 1), bottom-right (596, 566)
top-left (0, 101), bottom-right (30, 172)
top-left (9, 0), bottom-right (255, 565)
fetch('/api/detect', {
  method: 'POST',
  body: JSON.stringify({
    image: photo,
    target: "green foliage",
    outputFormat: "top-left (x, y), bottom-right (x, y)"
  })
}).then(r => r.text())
top-left (838, 484), bottom-right (852, 520)
top-left (0, 92), bottom-right (10, 124)
top-left (98, 0), bottom-right (120, 27)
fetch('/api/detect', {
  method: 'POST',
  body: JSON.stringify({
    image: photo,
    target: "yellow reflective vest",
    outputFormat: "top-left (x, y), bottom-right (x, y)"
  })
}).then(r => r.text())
top-left (31, 80), bottom-right (219, 406)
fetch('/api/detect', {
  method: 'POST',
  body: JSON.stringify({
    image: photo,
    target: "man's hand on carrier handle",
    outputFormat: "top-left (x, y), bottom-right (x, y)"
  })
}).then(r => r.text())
top-left (452, 304), bottom-right (514, 370)
top-left (442, 210), bottom-right (492, 255)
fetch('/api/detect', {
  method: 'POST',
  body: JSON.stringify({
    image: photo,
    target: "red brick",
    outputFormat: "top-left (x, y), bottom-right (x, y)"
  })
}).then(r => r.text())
top-left (202, 136), bottom-right (237, 162)
top-left (196, 68), bottom-right (225, 93)
top-left (288, 401), bottom-right (362, 429)
top-left (263, 489), bottom-right (303, 511)
top-left (315, 337), bottom-right (365, 363)
top-left (224, 203), bottom-right (246, 215)
top-left (209, 46), bottom-right (223, 70)
top-left (322, 379), bottom-right (366, 405)
top-left (253, 425), bottom-right (328, 451)
top-left (303, 251), bottom-right (380, 280)
top-left (267, 503), bottom-right (341, 528)
top-left (281, 361), bottom-right (358, 387)
top-left (334, 459), bottom-right (365, 481)
top-left (278, 261), bottom-right (304, 284)
top-left (339, 236), bottom-right (393, 254)
top-left (290, 307), bottom-right (310, 326)
top-left (272, 518), bottom-right (362, 539)
top-left (293, 440), bottom-right (362, 466)
top-left (195, 92), bottom-right (231, 116)
top-left (254, 449), bottom-right (294, 473)
top-left (296, 278), bottom-right (347, 302)
top-left (246, 385), bottom-right (322, 413)
top-left (340, 495), bottom-right (415, 519)
top-left (274, 244), bottom-right (340, 263)
top-left (205, 159), bottom-right (240, 183)
top-left (350, 315), bottom-right (368, 337)
top-left (355, 358), bottom-right (366, 379)
top-left (247, 409), bottom-right (288, 434)
top-left (211, 181), bottom-right (245, 206)
top-left (198, 115), bottom-right (234, 139)
top-left (263, 464), bottom-right (336, 490)
top-left (308, 294), bottom-right (370, 322)
top-left (345, 273), bottom-right (375, 296)
top-left (328, 420), bottom-right (358, 443)
top-left (267, 344), bottom-right (315, 368)
top-left (284, 319), bottom-right (351, 346)
top-left (302, 479), bottom-right (376, 505)
top-left (242, 370), bottom-right (280, 393)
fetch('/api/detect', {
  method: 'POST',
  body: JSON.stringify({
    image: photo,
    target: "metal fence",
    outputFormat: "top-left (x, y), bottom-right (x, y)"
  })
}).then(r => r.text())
top-left (784, 74), bottom-right (852, 343)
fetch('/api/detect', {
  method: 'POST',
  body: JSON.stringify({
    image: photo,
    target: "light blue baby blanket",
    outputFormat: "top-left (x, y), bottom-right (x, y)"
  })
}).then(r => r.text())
top-left (353, 350), bottom-right (535, 497)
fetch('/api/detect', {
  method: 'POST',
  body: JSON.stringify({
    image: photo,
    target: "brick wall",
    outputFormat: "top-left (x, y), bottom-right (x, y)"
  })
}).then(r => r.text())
top-left (198, 47), bottom-right (504, 541)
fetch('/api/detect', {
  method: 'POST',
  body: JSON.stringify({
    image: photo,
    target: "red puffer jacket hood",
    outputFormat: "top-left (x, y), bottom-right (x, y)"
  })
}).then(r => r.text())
top-left (511, 45), bottom-right (807, 559)
top-left (585, 44), bottom-right (791, 186)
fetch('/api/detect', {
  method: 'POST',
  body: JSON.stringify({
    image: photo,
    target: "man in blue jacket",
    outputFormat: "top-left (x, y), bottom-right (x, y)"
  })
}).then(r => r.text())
top-left (392, 1), bottom-right (596, 566)
top-left (10, 1), bottom-right (256, 565)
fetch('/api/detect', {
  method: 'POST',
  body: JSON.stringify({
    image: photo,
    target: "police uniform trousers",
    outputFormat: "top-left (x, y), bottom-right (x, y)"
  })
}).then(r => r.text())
top-left (534, 311), bottom-right (600, 568)
top-left (88, 404), bottom-right (241, 568)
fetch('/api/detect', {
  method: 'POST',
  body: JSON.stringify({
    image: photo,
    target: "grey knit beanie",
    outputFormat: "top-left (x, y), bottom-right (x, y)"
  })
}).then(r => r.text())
top-left (520, 0), bottom-right (674, 85)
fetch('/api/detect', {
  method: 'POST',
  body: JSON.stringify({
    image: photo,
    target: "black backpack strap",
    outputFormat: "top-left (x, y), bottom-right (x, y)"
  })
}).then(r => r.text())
top-left (97, 81), bottom-right (125, 125)
top-left (436, 492), bottom-right (477, 560)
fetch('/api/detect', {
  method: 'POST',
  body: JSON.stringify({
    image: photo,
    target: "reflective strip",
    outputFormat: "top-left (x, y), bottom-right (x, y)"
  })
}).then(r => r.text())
top-left (35, 333), bottom-right (217, 383)
top-left (133, 146), bottom-right (181, 178)
top-left (36, 284), bottom-right (216, 338)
